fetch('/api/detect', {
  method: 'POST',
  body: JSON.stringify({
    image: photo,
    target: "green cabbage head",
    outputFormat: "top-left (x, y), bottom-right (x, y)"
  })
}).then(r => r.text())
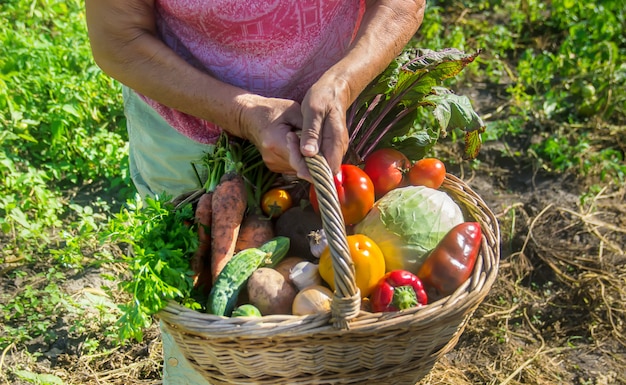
top-left (354, 186), bottom-right (464, 274)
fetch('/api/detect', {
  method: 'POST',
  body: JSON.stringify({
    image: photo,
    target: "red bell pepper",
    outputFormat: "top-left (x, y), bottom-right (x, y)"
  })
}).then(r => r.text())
top-left (417, 221), bottom-right (482, 300)
top-left (370, 270), bottom-right (428, 312)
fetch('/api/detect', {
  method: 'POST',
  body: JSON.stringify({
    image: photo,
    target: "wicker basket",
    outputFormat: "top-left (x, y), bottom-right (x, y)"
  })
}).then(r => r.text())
top-left (158, 155), bottom-right (500, 385)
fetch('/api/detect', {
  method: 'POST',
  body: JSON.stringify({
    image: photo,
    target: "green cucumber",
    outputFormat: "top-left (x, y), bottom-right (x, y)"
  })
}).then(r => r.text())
top-left (207, 236), bottom-right (290, 316)
top-left (257, 236), bottom-right (290, 267)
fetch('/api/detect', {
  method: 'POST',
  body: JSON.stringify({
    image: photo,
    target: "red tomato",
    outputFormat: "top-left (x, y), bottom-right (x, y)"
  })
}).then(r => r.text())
top-left (408, 158), bottom-right (446, 189)
top-left (309, 164), bottom-right (375, 225)
top-left (363, 148), bottom-right (410, 198)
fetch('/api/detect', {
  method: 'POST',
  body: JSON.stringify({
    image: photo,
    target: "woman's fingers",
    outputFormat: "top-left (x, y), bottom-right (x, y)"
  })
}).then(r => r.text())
top-left (286, 131), bottom-right (312, 182)
top-left (299, 77), bottom-right (350, 176)
top-left (299, 112), bottom-right (347, 176)
top-left (299, 106), bottom-right (322, 158)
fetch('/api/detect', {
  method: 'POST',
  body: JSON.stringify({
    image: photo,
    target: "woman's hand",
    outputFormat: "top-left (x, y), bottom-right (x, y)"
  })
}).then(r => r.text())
top-left (237, 95), bottom-right (310, 178)
top-left (299, 75), bottom-right (351, 176)
top-left (238, 76), bottom-right (352, 181)
top-left (298, 0), bottom-right (425, 176)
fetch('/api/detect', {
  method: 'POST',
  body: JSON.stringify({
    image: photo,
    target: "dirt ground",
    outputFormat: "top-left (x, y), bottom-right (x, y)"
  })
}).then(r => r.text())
top-left (433, 137), bottom-right (626, 385)
top-left (1, 105), bottom-right (625, 384)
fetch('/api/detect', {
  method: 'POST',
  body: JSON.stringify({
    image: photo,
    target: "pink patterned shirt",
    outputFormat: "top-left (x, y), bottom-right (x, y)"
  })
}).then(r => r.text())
top-left (140, 0), bottom-right (366, 144)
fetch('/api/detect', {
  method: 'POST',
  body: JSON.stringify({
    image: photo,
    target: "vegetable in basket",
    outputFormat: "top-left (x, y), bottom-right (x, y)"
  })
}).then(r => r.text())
top-left (210, 171), bottom-right (247, 281)
top-left (408, 158), bottom-right (446, 189)
top-left (192, 192), bottom-right (214, 294)
top-left (417, 222), bottom-right (482, 300)
top-left (192, 132), bottom-right (278, 287)
top-left (275, 206), bottom-right (324, 260)
top-left (318, 234), bottom-right (386, 298)
top-left (190, 133), bottom-right (236, 294)
top-left (292, 285), bottom-right (334, 316)
top-left (370, 270), bottom-right (427, 312)
top-left (289, 261), bottom-right (323, 291)
top-left (247, 267), bottom-right (298, 315)
top-left (232, 304), bottom-right (262, 317)
top-left (346, 48), bottom-right (485, 164)
top-left (309, 164), bottom-right (375, 226)
top-left (261, 187), bottom-right (293, 218)
top-left (234, 212), bottom-right (276, 253)
top-left (363, 148), bottom-right (410, 199)
top-left (354, 185), bottom-right (464, 274)
top-left (207, 236), bottom-right (290, 316)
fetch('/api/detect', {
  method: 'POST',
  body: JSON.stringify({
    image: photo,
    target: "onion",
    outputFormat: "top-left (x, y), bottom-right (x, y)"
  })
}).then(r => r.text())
top-left (292, 285), bottom-right (333, 316)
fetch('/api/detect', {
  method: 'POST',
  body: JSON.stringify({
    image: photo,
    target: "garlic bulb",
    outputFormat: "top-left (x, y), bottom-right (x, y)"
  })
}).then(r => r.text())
top-left (289, 261), bottom-right (322, 291)
top-left (307, 229), bottom-right (328, 259)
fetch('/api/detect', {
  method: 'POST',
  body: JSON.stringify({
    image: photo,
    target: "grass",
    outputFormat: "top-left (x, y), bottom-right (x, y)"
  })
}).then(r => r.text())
top-left (1, 0), bottom-right (625, 384)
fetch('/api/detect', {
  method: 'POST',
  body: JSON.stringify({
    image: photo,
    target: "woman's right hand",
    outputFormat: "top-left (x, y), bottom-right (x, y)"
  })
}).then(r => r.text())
top-left (237, 95), bottom-right (311, 178)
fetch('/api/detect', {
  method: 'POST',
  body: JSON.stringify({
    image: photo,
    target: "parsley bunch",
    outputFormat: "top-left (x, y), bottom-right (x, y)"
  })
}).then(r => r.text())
top-left (103, 195), bottom-right (201, 343)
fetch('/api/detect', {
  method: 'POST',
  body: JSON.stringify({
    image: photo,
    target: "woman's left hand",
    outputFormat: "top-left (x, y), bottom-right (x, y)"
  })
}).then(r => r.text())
top-left (297, 74), bottom-right (351, 177)
top-left (297, 0), bottom-right (426, 177)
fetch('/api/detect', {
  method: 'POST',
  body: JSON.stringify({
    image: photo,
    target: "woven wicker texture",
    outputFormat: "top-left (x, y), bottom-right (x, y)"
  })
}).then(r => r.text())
top-left (159, 155), bottom-right (500, 385)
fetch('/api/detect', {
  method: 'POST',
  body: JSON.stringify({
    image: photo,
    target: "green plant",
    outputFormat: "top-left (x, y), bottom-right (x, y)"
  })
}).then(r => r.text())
top-left (0, 0), bottom-right (131, 260)
top-left (12, 370), bottom-right (64, 385)
top-left (421, 0), bottom-right (626, 182)
top-left (102, 195), bottom-right (202, 342)
top-left (0, 270), bottom-right (68, 348)
top-left (530, 128), bottom-right (626, 182)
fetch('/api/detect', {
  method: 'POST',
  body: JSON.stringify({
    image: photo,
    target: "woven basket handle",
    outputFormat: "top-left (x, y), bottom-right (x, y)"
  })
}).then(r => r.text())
top-left (305, 155), bottom-right (361, 329)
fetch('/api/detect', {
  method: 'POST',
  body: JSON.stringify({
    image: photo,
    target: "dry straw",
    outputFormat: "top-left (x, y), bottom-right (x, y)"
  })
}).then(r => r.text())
top-left (159, 155), bottom-right (500, 385)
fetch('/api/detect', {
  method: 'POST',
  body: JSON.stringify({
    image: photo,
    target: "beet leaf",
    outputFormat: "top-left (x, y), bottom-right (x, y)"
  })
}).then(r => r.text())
top-left (346, 48), bottom-right (485, 163)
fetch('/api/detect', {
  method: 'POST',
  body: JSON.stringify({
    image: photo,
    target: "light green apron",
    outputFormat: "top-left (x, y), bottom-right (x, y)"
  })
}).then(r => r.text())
top-left (123, 85), bottom-right (214, 385)
top-left (123, 85), bottom-right (211, 199)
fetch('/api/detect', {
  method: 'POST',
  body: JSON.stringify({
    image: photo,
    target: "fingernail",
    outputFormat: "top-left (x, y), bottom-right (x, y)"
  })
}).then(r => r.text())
top-left (302, 144), bottom-right (317, 154)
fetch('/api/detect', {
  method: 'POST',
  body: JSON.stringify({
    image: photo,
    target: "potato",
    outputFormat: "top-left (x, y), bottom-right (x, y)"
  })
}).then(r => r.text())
top-left (247, 267), bottom-right (298, 315)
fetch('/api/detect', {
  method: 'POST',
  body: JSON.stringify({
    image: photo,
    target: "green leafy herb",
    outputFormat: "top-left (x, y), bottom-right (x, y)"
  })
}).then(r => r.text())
top-left (102, 195), bottom-right (201, 343)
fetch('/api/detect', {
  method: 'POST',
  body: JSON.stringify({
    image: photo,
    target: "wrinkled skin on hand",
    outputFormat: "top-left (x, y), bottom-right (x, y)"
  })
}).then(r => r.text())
top-left (299, 75), bottom-right (351, 178)
top-left (240, 77), bottom-right (351, 183)
top-left (238, 96), bottom-right (304, 177)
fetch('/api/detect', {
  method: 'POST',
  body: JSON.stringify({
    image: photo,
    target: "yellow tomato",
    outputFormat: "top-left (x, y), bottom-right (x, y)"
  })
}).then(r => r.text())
top-left (261, 188), bottom-right (293, 218)
top-left (318, 234), bottom-right (386, 298)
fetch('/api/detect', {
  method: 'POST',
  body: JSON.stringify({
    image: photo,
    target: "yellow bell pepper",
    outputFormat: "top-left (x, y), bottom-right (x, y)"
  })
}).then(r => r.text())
top-left (318, 234), bottom-right (386, 298)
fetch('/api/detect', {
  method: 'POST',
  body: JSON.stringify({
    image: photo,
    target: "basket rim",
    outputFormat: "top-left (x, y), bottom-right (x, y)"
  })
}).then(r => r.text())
top-left (158, 169), bottom-right (500, 340)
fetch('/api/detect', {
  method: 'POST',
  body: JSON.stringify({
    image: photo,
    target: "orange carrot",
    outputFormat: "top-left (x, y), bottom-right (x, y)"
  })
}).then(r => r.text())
top-left (210, 172), bottom-right (247, 281)
top-left (235, 213), bottom-right (275, 252)
top-left (192, 192), bottom-right (213, 294)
